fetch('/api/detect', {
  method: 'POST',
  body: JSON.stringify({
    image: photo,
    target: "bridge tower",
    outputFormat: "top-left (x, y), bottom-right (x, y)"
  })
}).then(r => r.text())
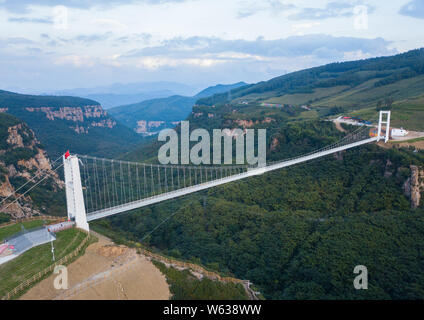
top-left (63, 153), bottom-right (89, 231)
top-left (377, 110), bottom-right (391, 143)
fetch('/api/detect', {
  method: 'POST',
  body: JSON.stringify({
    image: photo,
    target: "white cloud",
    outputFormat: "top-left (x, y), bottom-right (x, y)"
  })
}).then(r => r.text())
top-left (236, 0), bottom-right (295, 18)
top-left (0, 0), bottom-right (193, 13)
top-left (135, 56), bottom-right (224, 69)
top-left (291, 22), bottom-right (321, 35)
top-left (92, 18), bottom-right (128, 30)
top-left (288, 1), bottom-right (375, 21)
top-left (342, 49), bottom-right (374, 61)
top-left (54, 55), bottom-right (95, 67)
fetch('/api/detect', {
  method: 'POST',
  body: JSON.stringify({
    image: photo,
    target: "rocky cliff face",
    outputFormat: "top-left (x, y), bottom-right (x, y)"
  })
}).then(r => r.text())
top-left (134, 120), bottom-right (173, 135)
top-left (403, 165), bottom-right (424, 209)
top-left (24, 105), bottom-right (116, 134)
top-left (0, 116), bottom-right (63, 218)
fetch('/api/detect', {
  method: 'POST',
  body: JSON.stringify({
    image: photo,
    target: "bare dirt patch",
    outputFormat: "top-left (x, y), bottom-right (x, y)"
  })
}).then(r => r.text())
top-left (395, 140), bottom-right (424, 150)
top-left (378, 139), bottom-right (424, 150)
top-left (333, 121), bottom-right (347, 133)
top-left (20, 233), bottom-right (170, 300)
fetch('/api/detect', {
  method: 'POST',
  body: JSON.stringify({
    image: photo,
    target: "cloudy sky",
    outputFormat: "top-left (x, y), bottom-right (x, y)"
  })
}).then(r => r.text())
top-left (0, 0), bottom-right (423, 92)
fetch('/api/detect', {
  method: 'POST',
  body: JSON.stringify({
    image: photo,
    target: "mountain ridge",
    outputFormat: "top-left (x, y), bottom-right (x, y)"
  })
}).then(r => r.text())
top-left (47, 81), bottom-right (199, 109)
top-left (108, 82), bottom-right (248, 134)
top-left (196, 48), bottom-right (424, 110)
top-left (0, 90), bottom-right (141, 157)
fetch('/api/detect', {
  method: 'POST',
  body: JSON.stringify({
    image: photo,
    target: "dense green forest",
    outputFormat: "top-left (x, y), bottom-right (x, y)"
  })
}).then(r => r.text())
top-left (95, 116), bottom-right (424, 299)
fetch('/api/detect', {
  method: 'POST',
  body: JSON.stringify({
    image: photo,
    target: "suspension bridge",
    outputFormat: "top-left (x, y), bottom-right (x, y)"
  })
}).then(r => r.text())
top-left (1, 111), bottom-right (392, 232)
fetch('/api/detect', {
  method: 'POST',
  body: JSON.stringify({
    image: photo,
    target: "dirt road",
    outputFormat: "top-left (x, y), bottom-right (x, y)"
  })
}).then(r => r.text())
top-left (334, 120), bottom-right (347, 133)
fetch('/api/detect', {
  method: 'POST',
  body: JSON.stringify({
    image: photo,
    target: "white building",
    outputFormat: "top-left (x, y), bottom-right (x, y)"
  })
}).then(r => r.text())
top-left (391, 128), bottom-right (408, 137)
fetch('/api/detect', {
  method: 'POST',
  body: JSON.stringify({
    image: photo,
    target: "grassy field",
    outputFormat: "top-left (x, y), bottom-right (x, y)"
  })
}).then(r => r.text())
top-left (264, 86), bottom-right (349, 106)
top-left (234, 75), bottom-right (424, 111)
top-left (0, 228), bottom-right (89, 298)
top-left (315, 75), bottom-right (424, 108)
top-left (390, 137), bottom-right (424, 144)
top-left (347, 96), bottom-right (424, 131)
top-left (391, 96), bottom-right (424, 131)
top-left (0, 220), bottom-right (45, 241)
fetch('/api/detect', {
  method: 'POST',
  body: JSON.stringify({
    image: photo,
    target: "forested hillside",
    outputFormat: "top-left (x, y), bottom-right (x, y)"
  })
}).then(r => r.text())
top-left (96, 109), bottom-right (424, 299)
top-left (0, 90), bottom-right (141, 157)
top-left (197, 49), bottom-right (424, 129)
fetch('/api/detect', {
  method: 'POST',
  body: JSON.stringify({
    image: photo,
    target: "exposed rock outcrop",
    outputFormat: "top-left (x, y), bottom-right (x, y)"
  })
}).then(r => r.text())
top-left (24, 105), bottom-right (116, 134)
top-left (135, 120), bottom-right (166, 134)
top-left (234, 118), bottom-right (276, 129)
top-left (270, 137), bottom-right (279, 151)
top-left (0, 119), bottom-right (63, 218)
top-left (403, 165), bottom-right (424, 209)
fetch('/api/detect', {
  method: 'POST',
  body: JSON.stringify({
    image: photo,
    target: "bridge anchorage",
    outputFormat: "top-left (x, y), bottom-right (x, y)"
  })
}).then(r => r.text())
top-left (64, 111), bottom-right (391, 231)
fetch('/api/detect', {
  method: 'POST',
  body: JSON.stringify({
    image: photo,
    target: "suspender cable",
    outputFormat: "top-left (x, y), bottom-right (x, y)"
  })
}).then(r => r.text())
top-left (200, 167), bottom-right (203, 183)
top-left (164, 167), bottom-right (168, 193)
top-left (111, 160), bottom-right (118, 207)
top-left (82, 157), bottom-right (90, 212)
top-left (150, 164), bottom-right (155, 196)
top-left (103, 159), bottom-right (110, 208)
top-left (177, 167), bottom-right (181, 189)
top-left (93, 158), bottom-right (100, 211)
top-left (157, 166), bottom-right (162, 194)
top-left (120, 161), bottom-right (125, 205)
top-left (143, 164), bottom-right (147, 197)
top-left (128, 162), bottom-right (133, 202)
top-left (136, 163), bottom-right (141, 200)
top-left (183, 167), bottom-right (186, 188)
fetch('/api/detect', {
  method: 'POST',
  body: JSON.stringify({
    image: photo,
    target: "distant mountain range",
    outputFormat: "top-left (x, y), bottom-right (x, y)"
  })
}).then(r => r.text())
top-left (108, 82), bottom-right (248, 134)
top-left (46, 81), bottom-right (199, 109)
